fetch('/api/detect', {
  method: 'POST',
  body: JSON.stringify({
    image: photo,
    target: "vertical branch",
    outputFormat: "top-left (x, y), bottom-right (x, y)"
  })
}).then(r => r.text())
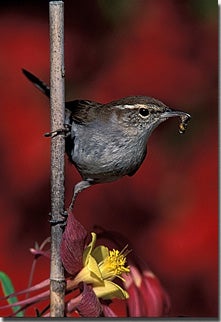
top-left (49, 1), bottom-right (66, 317)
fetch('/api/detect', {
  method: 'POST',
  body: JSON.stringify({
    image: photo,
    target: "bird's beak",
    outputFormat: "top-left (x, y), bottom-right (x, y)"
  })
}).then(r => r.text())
top-left (160, 108), bottom-right (191, 134)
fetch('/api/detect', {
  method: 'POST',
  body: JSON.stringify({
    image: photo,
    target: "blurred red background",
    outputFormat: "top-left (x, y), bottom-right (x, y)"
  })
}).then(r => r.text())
top-left (0, 0), bottom-right (218, 317)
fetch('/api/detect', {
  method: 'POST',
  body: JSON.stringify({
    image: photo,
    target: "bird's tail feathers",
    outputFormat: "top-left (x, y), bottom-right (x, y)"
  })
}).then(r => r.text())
top-left (22, 69), bottom-right (50, 98)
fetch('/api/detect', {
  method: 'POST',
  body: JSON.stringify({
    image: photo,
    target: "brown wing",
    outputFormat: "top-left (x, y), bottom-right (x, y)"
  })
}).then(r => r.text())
top-left (65, 100), bottom-right (103, 124)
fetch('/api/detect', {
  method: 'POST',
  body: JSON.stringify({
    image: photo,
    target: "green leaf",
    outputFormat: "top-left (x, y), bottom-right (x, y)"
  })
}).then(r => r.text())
top-left (0, 271), bottom-right (24, 317)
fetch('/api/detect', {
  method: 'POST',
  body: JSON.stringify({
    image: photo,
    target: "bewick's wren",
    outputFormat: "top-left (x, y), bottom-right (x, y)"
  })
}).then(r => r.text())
top-left (22, 69), bottom-right (191, 209)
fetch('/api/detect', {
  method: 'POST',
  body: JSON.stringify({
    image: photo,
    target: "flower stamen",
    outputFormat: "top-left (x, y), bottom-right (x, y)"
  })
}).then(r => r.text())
top-left (99, 246), bottom-right (130, 280)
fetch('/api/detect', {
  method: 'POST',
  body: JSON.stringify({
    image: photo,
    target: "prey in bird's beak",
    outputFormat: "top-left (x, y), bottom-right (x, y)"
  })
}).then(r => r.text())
top-left (161, 108), bottom-right (191, 134)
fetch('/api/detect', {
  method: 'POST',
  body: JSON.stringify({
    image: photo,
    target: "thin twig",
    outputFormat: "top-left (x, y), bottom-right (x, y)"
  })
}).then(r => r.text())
top-left (49, 1), bottom-right (66, 317)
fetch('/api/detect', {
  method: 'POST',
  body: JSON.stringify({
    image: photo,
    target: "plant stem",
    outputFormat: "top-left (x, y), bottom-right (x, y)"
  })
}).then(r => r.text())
top-left (49, 1), bottom-right (66, 317)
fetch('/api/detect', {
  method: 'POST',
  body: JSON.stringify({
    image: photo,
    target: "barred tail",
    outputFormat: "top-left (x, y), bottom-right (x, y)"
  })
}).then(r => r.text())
top-left (22, 69), bottom-right (50, 98)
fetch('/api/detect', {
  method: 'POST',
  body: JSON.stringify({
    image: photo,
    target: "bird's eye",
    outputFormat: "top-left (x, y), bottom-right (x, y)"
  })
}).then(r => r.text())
top-left (139, 108), bottom-right (149, 118)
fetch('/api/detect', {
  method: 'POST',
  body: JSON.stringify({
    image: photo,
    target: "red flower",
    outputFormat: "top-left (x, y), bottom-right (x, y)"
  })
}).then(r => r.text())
top-left (124, 264), bottom-right (170, 317)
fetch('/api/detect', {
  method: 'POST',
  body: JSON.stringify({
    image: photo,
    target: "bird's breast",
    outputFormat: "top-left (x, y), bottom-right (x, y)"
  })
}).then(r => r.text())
top-left (70, 123), bottom-right (147, 182)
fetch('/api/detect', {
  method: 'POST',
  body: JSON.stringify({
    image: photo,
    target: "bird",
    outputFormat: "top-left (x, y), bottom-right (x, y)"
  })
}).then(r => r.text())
top-left (22, 69), bottom-right (191, 209)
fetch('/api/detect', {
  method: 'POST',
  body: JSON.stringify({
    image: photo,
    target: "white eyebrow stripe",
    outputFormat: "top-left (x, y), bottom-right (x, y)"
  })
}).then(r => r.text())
top-left (116, 104), bottom-right (148, 110)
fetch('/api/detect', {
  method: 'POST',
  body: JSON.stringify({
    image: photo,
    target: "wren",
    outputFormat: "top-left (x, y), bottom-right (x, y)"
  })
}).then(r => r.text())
top-left (22, 69), bottom-right (191, 209)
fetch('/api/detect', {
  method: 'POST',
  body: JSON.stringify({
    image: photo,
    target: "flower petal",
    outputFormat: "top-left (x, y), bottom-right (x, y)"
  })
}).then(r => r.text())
top-left (87, 255), bottom-right (103, 283)
top-left (140, 271), bottom-right (171, 317)
top-left (93, 280), bottom-right (129, 300)
top-left (60, 212), bottom-right (87, 275)
top-left (91, 245), bottom-right (109, 263)
top-left (102, 303), bottom-right (118, 317)
top-left (67, 283), bottom-right (102, 317)
top-left (123, 268), bottom-right (145, 316)
top-left (82, 232), bottom-right (96, 265)
top-left (123, 265), bottom-right (170, 317)
top-left (71, 256), bottom-right (103, 287)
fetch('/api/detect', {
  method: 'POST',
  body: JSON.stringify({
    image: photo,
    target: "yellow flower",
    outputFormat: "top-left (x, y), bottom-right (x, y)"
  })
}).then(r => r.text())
top-left (69, 233), bottom-right (130, 300)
